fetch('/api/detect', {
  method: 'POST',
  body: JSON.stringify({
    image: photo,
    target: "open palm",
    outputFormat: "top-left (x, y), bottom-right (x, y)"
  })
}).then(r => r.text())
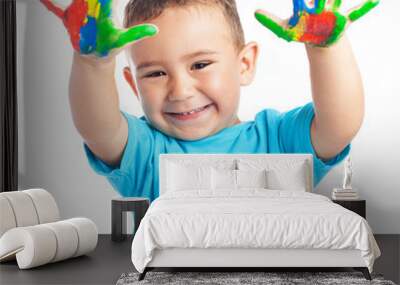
top-left (40, 0), bottom-right (158, 57)
top-left (255, 0), bottom-right (380, 47)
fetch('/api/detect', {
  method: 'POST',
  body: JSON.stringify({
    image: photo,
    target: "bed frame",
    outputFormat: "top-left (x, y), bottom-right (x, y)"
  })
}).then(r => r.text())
top-left (138, 154), bottom-right (372, 281)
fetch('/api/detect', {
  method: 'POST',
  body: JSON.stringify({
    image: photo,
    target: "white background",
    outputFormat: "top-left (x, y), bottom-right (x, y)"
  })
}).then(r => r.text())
top-left (16, 0), bottom-right (399, 233)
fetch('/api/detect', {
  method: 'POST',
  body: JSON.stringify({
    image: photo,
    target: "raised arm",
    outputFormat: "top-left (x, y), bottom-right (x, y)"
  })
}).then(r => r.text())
top-left (69, 53), bottom-right (126, 166)
top-left (40, 0), bottom-right (158, 166)
top-left (306, 35), bottom-right (363, 160)
top-left (254, 0), bottom-right (379, 160)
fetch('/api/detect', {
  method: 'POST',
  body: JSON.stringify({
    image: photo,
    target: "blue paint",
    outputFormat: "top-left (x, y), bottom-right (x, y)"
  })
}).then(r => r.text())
top-left (79, 16), bottom-right (97, 54)
top-left (98, 0), bottom-right (112, 17)
top-left (289, 0), bottom-right (305, 27)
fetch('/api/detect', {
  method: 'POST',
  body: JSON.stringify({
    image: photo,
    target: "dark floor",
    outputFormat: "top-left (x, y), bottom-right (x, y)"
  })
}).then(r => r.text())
top-left (373, 234), bottom-right (400, 284)
top-left (0, 234), bottom-right (398, 285)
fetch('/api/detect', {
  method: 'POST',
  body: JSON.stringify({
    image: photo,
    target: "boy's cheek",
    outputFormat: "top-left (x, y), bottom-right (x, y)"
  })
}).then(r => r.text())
top-left (139, 96), bottom-right (163, 118)
top-left (138, 85), bottom-right (165, 107)
top-left (201, 73), bottom-right (237, 98)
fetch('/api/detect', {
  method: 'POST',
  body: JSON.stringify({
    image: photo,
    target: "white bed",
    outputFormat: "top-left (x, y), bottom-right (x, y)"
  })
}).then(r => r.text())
top-left (131, 154), bottom-right (381, 281)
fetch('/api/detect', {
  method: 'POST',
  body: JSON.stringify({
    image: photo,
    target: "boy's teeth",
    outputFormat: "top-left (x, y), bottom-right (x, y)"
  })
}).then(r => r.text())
top-left (181, 110), bottom-right (195, 115)
top-left (176, 105), bottom-right (208, 115)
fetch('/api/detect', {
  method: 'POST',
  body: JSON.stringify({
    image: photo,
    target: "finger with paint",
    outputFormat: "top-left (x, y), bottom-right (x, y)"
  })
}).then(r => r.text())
top-left (40, 0), bottom-right (158, 57)
top-left (254, 0), bottom-right (380, 47)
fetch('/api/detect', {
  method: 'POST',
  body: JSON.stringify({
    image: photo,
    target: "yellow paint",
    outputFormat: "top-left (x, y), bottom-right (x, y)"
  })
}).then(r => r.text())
top-left (95, 2), bottom-right (100, 19)
top-left (290, 14), bottom-right (308, 41)
top-left (86, 0), bottom-right (100, 19)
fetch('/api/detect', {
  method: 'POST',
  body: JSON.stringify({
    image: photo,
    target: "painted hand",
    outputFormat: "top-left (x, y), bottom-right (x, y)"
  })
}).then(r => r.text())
top-left (40, 0), bottom-right (158, 57)
top-left (255, 0), bottom-right (380, 47)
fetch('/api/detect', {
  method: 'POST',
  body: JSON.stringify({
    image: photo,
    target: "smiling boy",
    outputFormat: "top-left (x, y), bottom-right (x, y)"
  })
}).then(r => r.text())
top-left (122, 2), bottom-right (246, 141)
top-left (41, 0), bottom-right (379, 202)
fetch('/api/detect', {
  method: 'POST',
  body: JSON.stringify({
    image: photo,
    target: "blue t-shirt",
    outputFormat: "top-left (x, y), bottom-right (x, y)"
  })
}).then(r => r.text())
top-left (84, 102), bottom-right (350, 202)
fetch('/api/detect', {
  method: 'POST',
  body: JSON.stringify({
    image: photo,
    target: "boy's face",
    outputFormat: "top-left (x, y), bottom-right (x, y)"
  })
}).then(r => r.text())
top-left (124, 4), bottom-right (258, 141)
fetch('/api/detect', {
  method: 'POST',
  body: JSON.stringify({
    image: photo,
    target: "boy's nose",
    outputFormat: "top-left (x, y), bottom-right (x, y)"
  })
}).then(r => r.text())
top-left (167, 75), bottom-right (195, 102)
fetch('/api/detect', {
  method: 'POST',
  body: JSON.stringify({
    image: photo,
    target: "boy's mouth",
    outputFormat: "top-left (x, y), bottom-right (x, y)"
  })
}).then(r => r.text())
top-left (164, 103), bottom-right (214, 121)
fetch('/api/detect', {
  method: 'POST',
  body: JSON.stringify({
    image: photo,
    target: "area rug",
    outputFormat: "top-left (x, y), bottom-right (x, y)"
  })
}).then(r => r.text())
top-left (116, 271), bottom-right (396, 285)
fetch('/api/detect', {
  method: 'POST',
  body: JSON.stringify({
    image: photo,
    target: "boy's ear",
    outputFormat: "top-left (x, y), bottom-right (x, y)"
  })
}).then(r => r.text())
top-left (238, 41), bottom-right (259, 86)
top-left (123, 66), bottom-right (140, 99)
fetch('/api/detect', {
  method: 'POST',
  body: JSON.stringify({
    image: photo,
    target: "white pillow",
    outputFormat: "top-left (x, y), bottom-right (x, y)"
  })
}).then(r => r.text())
top-left (266, 167), bottom-right (307, 191)
top-left (236, 169), bottom-right (268, 189)
top-left (237, 159), bottom-right (308, 191)
top-left (166, 162), bottom-right (212, 192)
top-left (211, 168), bottom-right (237, 190)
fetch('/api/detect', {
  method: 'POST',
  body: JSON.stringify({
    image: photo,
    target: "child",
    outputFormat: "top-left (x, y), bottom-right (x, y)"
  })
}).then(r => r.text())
top-left (40, 0), bottom-right (379, 202)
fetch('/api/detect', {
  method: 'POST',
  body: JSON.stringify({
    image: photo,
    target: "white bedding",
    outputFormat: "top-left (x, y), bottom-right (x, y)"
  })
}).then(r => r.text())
top-left (131, 189), bottom-right (381, 273)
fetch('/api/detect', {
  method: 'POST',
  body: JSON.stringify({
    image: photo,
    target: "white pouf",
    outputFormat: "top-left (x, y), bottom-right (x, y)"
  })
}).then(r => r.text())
top-left (0, 189), bottom-right (98, 269)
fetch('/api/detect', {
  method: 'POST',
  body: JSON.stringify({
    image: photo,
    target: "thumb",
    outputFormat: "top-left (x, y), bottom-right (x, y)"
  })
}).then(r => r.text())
top-left (113, 24), bottom-right (159, 50)
top-left (255, 9), bottom-right (286, 27)
top-left (40, 0), bottom-right (65, 19)
top-left (255, 9), bottom-right (292, 42)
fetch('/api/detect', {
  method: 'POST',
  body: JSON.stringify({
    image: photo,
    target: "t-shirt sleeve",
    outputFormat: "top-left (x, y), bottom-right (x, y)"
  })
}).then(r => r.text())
top-left (83, 111), bottom-right (156, 198)
top-left (278, 102), bottom-right (351, 187)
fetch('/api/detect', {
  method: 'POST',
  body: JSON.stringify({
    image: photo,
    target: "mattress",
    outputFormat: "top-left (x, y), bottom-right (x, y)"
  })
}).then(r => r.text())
top-left (147, 248), bottom-right (365, 267)
top-left (131, 189), bottom-right (381, 273)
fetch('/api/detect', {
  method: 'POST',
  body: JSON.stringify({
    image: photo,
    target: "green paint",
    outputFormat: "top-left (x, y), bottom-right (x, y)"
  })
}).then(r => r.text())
top-left (348, 0), bottom-right (380, 22)
top-left (255, 12), bottom-right (294, 42)
top-left (114, 24), bottom-right (158, 49)
top-left (332, 0), bottom-right (342, 12)
top-left (97, 19), bottom-right (119, 56)
top-left (315, 0), bottom-right (326, 14)
top-left (92, 0), bottom-right (158, 57)
top-left (324, 12), bottom-right (347, 46)
top-left (95, 0), bottom-right (115, 56)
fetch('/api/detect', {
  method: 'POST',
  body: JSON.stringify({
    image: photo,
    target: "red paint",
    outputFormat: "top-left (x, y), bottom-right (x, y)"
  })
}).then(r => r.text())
top-left (40, 0), bottom-right (64, 19)
top-left (40, 0), bottom-right (88, 51)
top-left (300, 11), bottom-right (336, 45)
top-left (63, 0), bottom-right (88, 51)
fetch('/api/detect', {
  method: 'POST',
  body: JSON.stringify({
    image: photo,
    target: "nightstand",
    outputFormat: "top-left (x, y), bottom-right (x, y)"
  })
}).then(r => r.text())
top-left (111, 197), bottom-right (150, 242)
top-left (332, 199), bottom-right (366, 219)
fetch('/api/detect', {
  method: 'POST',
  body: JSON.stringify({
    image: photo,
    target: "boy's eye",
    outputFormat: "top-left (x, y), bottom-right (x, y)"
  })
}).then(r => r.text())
top-left (143, 62), bottom-right (211, 78)
top-left (144, 71), bottom-right (165, 78)
top-left (192, 62), bottom-right (211, 70)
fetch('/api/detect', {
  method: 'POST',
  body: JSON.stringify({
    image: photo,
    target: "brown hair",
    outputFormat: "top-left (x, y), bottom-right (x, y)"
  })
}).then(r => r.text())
top-left (123, 0), bottom-right (245, 53)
